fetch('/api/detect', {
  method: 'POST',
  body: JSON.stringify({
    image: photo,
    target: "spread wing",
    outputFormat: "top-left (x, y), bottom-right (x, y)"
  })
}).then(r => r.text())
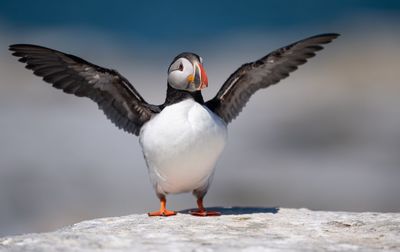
top-left (9, 44), bottom-right (159, 135)
top-left (206, 33), bottom-right (339, 124)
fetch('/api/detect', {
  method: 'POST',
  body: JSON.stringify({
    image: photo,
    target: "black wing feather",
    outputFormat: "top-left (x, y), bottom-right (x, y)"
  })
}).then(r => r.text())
top-left (9, 44), bottom-right (159, 135)
top-left (206, 33), bottom-right (340, 124)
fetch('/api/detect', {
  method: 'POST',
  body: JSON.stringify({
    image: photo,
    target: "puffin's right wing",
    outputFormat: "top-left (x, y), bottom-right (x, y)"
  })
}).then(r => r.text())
top-left (206, 33), bottom-right (339, 124)
top-left (9, 44), bottom-right (160, 136)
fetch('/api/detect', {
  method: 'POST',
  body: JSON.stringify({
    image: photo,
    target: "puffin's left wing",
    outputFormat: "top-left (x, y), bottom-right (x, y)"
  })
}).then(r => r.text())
top-left (206, 33), bottom-right (339, 124)
top-left (9, 44), bottom-right (159, 135)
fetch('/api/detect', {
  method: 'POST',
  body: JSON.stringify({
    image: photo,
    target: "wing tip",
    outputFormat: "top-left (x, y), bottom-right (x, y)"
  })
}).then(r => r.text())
top-left (9, 44), bottom-right (57, 57)
top-left (319, 33), bottom-right (340, 37)
top-left (9, 44), bottom-right (22, 55)
top-left (8, 43), bottom-right (20, 50)
top-left (9, 44), bottom-right (33, 52)
top-left (311, 33), bottom-right (341, 44)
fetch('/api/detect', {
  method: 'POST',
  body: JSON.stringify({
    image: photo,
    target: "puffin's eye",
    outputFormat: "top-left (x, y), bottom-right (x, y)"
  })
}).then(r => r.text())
top-left (178, 63), bottom-right (184, 71)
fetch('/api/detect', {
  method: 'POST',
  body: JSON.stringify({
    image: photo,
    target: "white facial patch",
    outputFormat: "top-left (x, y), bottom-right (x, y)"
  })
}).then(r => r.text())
top-left (168, 58), bottom-right (194, 91)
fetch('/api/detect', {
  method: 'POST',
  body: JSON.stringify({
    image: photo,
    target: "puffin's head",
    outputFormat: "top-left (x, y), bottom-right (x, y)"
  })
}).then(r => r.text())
top-left (167, 52), bottom-right (208, 92)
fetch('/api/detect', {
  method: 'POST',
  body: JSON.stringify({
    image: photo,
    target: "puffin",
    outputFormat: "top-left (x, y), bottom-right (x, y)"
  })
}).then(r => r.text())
top-left (9, 33), bottom-right (339, 217)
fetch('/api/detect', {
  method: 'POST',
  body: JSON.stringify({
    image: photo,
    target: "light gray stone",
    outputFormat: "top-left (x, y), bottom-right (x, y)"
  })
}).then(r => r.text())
top-left (1, 208), bottom-right (399, 252)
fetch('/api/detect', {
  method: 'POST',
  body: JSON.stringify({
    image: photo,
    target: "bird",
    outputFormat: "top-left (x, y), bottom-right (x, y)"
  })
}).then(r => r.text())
top-left (9, 33), bottom-right (339, 217)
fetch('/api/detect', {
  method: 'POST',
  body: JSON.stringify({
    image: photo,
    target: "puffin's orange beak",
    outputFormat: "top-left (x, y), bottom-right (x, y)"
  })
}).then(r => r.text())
top-left (198, 63), bottom-right (208, 90)
top-left (193, 62), bottom-right (208, 90)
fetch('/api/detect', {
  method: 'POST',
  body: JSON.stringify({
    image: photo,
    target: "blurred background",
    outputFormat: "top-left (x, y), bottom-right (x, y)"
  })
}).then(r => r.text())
top-left (1, 0), bottom-right (400, 236)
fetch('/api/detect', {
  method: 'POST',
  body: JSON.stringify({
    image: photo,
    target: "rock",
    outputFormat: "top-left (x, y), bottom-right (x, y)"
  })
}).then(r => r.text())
top-left (0, 208), bottom-right (399, 252)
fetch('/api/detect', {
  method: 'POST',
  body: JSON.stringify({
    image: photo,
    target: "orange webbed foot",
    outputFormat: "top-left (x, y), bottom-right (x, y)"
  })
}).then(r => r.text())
top-left (189, 209), bottom-right (221, 217)
top-left (189, 198), bottom-right (221, 217)
top-left (148, 197), bottom-right (177, 217)
top-left (148, 209), bottom-right (177, 217)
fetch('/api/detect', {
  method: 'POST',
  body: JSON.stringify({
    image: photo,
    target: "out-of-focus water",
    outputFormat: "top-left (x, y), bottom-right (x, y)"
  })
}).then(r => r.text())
top-left (1, 15), bottom-right (400, 236)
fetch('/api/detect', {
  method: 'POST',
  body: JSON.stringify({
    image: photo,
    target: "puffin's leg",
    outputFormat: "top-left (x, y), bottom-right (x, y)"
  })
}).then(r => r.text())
top-left (148, 196), bottom-right (176, 217)
top-left (190, 189), bottom-right (221, 217)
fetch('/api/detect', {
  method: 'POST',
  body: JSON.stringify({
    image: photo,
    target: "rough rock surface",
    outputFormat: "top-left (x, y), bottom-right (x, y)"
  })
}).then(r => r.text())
top-left (1, 208), bottom-right (399, 252)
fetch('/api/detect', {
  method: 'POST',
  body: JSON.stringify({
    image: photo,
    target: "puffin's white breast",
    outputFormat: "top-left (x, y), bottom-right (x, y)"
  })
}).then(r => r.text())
top-left (139, 99), bottom-right (227, 194)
